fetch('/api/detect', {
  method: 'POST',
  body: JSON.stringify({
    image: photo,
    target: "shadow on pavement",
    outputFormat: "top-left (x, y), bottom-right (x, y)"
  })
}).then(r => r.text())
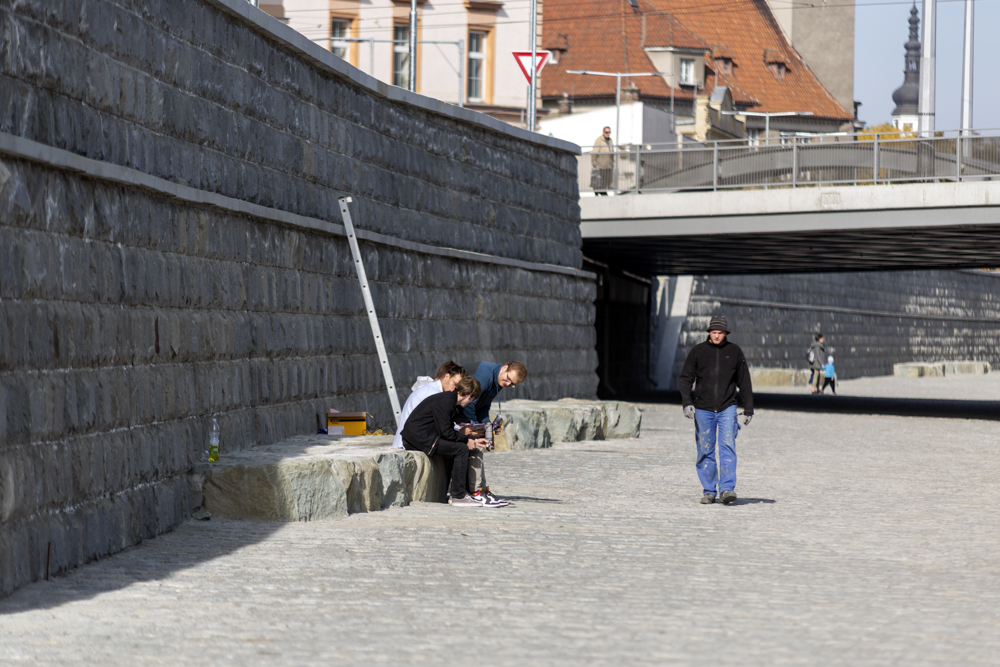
top-left (502, 495), bottom-right (563, 503)
top-left (0, 519), bottom-right (283, 615)
top-left (728, 498), bottom-right (777, 506)
top-left (623, 390), bottom-right (1000, 422)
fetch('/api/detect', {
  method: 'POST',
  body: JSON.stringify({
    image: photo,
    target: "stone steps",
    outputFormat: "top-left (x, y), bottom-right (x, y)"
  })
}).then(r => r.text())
top-left (197, 400), bottom-right (642, 521)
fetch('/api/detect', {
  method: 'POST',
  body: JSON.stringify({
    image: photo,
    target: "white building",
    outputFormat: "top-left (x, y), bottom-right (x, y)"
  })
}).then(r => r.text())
top-left (264, 0), bottom-right (541, 126)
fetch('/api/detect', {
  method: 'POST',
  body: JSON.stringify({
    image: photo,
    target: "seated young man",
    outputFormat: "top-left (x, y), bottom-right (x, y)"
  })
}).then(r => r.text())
top-left (399, 376), bottom-right (489, 507)
top-left (392, 361), bottom-right (466, 450)
top-left (460, 361), bottom-right (528, 505)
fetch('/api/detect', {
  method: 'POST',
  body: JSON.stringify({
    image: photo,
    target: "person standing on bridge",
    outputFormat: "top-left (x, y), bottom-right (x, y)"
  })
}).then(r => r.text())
top-left (591, 126), bottom-right (614, 194)
top-left (679, 315), bottom-right (754, 505)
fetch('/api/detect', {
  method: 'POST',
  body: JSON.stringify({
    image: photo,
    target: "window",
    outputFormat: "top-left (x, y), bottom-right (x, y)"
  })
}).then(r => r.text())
top-left (747, 128), bottom-right (760, 147)
top-left (393, 25), bottom-right (410, 89)
top-left (467, 30), bottom-right (486, 102)
top-left (679, 58), bottom-right (695, 85)
top-left (330, 19), bottom-right (349, 60)
top-left (714, 58), bottom-right (732, 75)
top-left (769, 62), bottom-right (786, 79)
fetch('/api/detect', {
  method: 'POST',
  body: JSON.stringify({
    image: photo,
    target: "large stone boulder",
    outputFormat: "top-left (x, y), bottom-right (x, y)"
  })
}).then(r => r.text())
top-left (601, 401), bottom-right (642, 439)
top-left (750, 368), bottom-right (811, 387)
top-left (944, 361), bottom-right (991, 375)
top-left (894, 362), bottom-right (946, 378)
top-left (201, 459), bottom-right (348, 522)
top-left (199, 435), bottom-right (447, 521)
top-left (495, 399), bottom-right (641, 448)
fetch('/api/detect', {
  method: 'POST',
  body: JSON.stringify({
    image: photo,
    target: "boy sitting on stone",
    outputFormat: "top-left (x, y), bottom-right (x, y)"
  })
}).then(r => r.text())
top-left (399, 376), bottom-right (490, 507)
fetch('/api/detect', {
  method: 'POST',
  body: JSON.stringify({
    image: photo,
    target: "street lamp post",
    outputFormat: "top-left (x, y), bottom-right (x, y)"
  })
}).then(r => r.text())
top-left (918, 0), bottom-right (936, 137)
top-left (566, 71), bottom-right (667, 150)
top-left (526, 0), bottom-right (538, 130)
top-left (408, 0), bottom-right (418, 93)
top-left (961, 0), bottom-right (974, 136)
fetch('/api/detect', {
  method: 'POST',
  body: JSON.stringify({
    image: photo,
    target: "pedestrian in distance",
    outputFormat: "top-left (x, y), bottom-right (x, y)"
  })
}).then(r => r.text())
top-left (821, 355), bottom-right (837, 395)
top-left (400, 376), bottom-right (490, 507)
top-left (807, 333), bottom-right (827, 394)
top-left (590, 126), bottom-right (614, 194)
top-left (679, 315), bottom-right (754, 505)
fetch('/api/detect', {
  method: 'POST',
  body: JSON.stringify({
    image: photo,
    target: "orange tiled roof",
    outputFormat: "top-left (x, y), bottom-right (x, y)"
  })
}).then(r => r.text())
top-left (542, 0), bottom-right (852, 121)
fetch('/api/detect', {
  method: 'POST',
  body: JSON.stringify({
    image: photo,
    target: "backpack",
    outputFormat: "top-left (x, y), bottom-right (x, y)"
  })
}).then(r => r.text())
top-left (806, 347), bottom-right (815, 364)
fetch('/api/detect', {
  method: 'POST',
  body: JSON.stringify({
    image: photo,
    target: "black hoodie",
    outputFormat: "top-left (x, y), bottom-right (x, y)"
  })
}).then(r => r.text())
top-left (399, 390), bottom-right (472, 453)
top-left (678, 336), bottom-right (754, 415)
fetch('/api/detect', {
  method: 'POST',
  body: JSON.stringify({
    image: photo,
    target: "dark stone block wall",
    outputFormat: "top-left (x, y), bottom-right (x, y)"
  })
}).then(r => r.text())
top-left (0, 0), bottom-right (596, 596)
top-left (676, 270), bottom-right (1000, 381)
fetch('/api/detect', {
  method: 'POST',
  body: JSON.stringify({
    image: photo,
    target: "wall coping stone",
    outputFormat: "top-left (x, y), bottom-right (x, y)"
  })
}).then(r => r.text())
top-left (0, 130), bottom-right (595, 281)
top-left (207, 0), bottom-right (582, 156)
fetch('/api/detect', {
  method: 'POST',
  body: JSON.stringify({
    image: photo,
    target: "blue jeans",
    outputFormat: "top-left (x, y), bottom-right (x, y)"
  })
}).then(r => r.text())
top-left (694, 406), bottom-right (738, 495)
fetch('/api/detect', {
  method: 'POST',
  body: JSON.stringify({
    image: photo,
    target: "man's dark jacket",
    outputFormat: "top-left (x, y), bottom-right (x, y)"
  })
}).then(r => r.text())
top-left (400, 390), bottom-right (472, 452)
top-left (679, 336), bottom-right (754, 415)
top-left (462, 361), bottom-right (502, 423)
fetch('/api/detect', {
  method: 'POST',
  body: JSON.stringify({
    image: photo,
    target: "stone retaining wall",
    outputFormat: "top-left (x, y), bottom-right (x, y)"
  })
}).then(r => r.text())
top-left (0, 0), bottom-right (597, 597)
top-left (675, 270), bottom-right (1000, 382)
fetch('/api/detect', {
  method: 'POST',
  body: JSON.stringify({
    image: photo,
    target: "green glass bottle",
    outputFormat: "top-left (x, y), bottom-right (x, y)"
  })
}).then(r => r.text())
top-left (208, 418), bottom-right (220, 463)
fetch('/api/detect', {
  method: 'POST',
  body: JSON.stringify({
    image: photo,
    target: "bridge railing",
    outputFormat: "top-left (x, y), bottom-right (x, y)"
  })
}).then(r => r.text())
top-left (580, 128), bottom-right (1000, 194)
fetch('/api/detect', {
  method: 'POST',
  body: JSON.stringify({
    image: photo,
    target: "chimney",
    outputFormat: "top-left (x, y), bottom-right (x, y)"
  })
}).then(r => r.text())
top-left (558, 92), bottom-right (573, 115)
top-left (621, 84), bottom-right (640, 103)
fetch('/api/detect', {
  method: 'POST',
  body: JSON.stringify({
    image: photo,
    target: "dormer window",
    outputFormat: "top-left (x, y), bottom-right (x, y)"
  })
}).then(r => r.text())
top-left (679, 58), bottom-right (695, 85)
top-left (764, 49), bottom-right (788, 79)
top-left (714, 57), bottom-right (732, 75)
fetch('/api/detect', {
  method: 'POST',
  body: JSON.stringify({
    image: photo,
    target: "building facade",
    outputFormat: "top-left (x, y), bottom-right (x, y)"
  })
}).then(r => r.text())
top-left (269, 0), bottom-right (542, 125)
top-left (539, 0), bottom-right (854, 149)
top-left (765, 0), bottom-right (856, 117)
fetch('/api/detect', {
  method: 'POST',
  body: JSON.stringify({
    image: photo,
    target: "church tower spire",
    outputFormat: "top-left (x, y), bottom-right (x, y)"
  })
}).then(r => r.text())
top-left (892, 4), bottom-right (921, 130)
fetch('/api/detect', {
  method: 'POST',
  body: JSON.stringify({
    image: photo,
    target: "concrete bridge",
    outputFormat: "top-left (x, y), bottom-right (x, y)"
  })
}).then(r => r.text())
top-left (580, 180), bottom-right (1000, 275)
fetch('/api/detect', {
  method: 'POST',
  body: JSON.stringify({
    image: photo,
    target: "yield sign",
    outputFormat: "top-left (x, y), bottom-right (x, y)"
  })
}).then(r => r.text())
top-left (512, 51), bottom-right (551, 84)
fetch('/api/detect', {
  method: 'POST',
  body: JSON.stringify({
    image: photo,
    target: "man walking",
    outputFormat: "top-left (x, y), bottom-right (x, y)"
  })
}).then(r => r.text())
top-left (678, 315), bottom-right (754, 505)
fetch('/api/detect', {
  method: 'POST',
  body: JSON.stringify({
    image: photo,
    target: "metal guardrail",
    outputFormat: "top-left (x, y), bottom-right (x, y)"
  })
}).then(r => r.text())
top-left (580, 129), bottom-right (1000, 194)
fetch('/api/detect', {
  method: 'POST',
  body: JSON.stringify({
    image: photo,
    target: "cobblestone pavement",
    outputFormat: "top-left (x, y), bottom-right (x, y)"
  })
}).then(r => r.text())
top-left (2, 401), bottom-right (1000, 666)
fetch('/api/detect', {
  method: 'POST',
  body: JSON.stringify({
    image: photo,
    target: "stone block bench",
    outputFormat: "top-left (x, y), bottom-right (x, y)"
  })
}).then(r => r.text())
top-left (893, 361), bottom-right (990, 378)
top-left (749, 368), bottom-right (812, 387)
top-left (197, 399), bottom-right (641, 522)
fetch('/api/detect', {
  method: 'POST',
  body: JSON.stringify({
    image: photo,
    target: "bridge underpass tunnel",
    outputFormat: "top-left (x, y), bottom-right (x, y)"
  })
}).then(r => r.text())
top-left (584, 258), bottom-right (1000, 397)
top-left (583, 259), bottom-right (654, 399)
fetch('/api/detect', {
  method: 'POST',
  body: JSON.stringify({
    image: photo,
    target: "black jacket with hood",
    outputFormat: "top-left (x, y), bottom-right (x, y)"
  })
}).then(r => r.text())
top-left (399, 390), bottom-right (472, 453)
top-left (678, 336), bottom-right (754, 415)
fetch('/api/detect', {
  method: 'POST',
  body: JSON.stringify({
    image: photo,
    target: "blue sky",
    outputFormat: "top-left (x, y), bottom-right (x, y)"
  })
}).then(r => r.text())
top-left (855, 0), bottom-right (999, 130)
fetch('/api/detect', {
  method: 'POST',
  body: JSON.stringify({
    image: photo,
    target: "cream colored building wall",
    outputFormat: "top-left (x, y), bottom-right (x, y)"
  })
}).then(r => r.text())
top-left (283, 0), bottom-right (332, 52)
top-left (270, 0), bottom-right (539, 113)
